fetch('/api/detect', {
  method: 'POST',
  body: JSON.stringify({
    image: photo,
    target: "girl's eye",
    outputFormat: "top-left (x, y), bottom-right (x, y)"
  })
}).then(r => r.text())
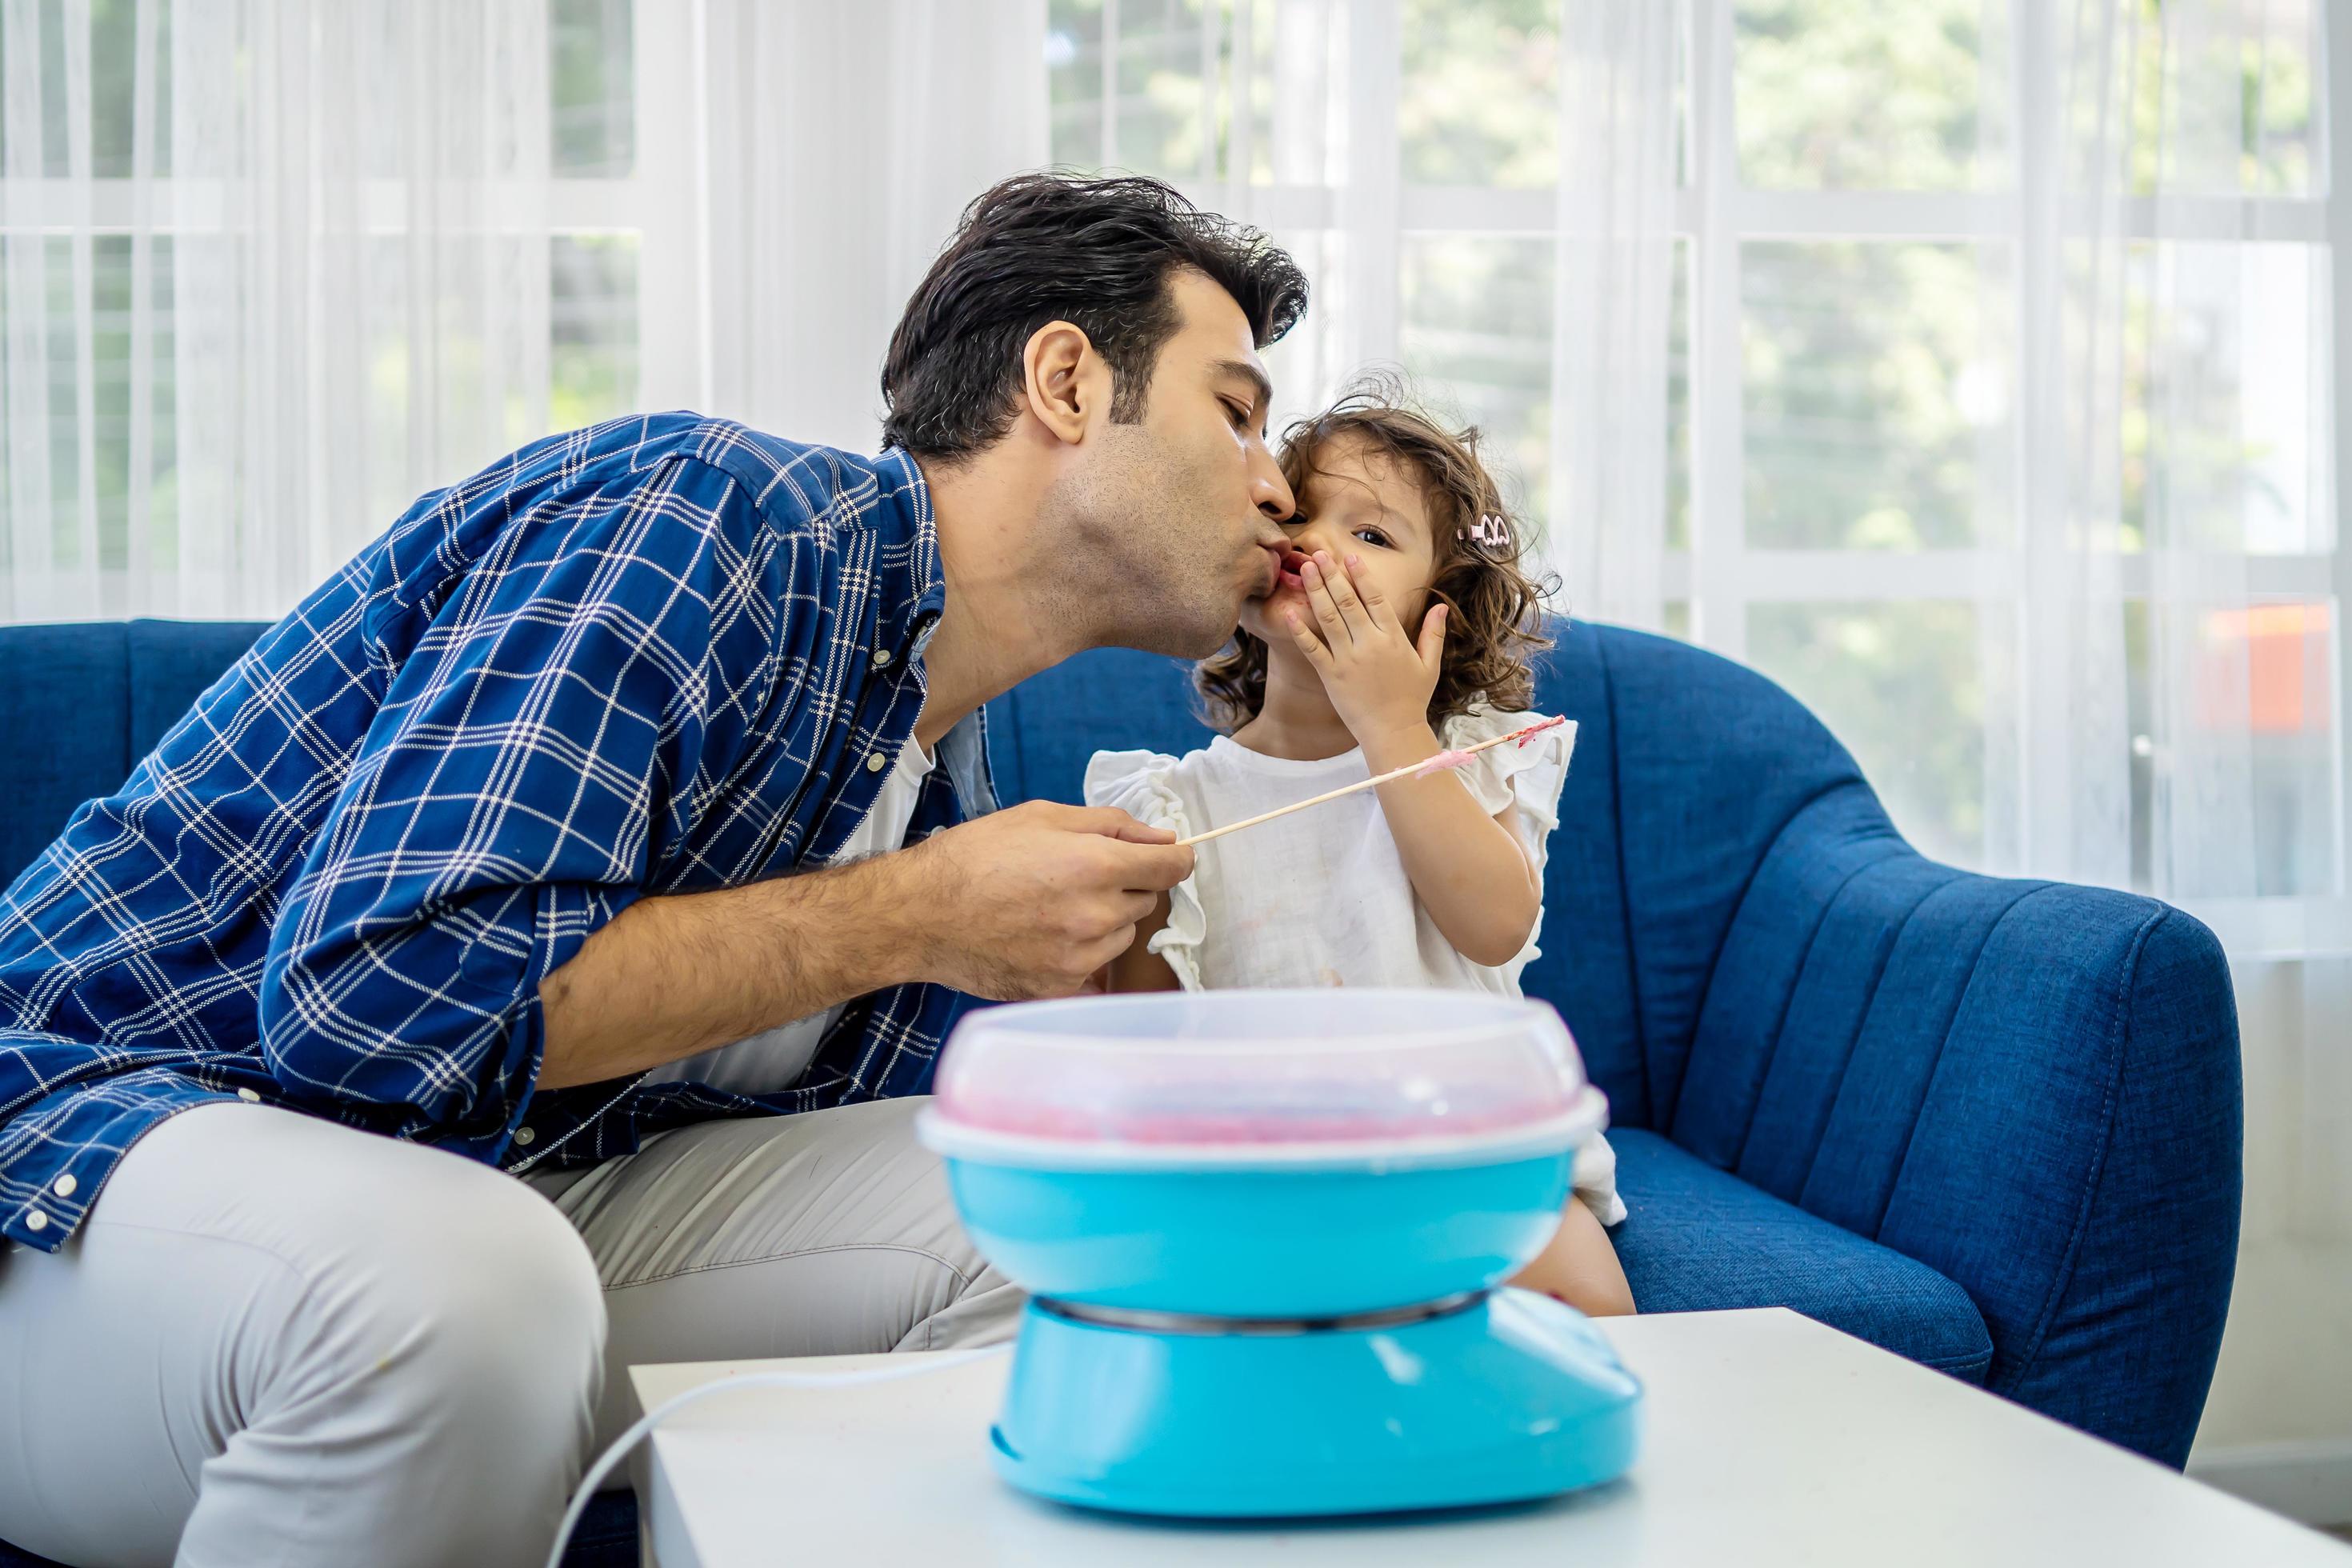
top-left (1354, 527), bottom-right (1391, 549)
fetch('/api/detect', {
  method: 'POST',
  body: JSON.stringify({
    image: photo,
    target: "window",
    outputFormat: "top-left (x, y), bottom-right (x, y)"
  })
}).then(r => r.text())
top-left (1044, 0), bottom-right (2346, 945)
top-left (0, 0), bottom-right (650, 614)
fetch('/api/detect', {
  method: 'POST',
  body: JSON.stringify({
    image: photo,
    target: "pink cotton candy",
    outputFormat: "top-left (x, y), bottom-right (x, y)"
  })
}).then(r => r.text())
top-left (1510, 714), bottom-right (1567, 749)
top-left (1415, 714), bottom-right (1564, 776)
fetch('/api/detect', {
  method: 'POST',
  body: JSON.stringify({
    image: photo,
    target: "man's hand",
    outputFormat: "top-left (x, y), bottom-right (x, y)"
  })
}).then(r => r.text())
top-left (885, 802), bottom-right (1194, 1000)
top-left (537, 802), bottom-right (1193, 1089)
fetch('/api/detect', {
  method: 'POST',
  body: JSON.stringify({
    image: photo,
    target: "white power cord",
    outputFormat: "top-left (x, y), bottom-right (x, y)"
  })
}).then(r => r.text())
top-left (542, 1342), bottom-right (1014, 1568)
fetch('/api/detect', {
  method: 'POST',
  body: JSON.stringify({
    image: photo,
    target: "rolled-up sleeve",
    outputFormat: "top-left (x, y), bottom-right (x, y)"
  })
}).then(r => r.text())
top-left (258, 459), bottom-right (774, 1142)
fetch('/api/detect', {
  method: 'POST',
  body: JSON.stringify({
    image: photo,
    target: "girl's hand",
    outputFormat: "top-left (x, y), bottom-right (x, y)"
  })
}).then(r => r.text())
top-left (1284, 550), bottom-right (1446, 752)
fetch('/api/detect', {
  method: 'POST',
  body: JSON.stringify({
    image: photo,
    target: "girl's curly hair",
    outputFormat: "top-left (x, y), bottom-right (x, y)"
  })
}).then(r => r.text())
top-left (1198, 382), bottom-right (1557, 733)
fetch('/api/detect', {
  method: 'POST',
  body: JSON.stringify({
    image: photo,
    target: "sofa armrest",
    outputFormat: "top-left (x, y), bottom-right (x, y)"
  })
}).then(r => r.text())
top-left (1667, 785), bottom-right (2242, 1465)
top-left (1879, 890), bottom-right (2239, 1466)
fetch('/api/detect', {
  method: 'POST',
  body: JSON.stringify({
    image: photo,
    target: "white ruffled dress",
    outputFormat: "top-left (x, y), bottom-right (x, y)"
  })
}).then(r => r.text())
top-left (1085, 704), bottom-right (1622, 1226)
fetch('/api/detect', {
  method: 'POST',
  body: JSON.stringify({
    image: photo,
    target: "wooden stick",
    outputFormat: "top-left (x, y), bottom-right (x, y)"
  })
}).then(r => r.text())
top-left (1175, 715), bottom-right (1568, 849)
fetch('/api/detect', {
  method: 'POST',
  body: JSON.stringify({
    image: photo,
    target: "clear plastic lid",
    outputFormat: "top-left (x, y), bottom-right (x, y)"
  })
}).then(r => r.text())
top-left (920, 990), bottom-right (1603, 1171)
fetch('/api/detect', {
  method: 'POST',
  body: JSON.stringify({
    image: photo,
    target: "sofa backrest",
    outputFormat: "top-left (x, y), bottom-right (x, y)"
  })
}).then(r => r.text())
top-left (2, 617), bottom-right (1895, 1135)
top-left (0, 618), bottom-right (270, 891)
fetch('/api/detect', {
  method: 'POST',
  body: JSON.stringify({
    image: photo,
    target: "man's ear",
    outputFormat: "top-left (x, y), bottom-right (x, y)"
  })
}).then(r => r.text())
top-left (1020, 321), bottom-right (1099, 447)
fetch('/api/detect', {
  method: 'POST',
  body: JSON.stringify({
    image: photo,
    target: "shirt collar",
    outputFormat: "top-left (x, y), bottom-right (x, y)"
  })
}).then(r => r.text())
top-left (868, 446), bottom-right (946, 658)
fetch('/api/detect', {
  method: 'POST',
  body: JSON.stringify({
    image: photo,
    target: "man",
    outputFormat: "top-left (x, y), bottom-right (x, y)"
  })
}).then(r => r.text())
top-left (0, 174), bottom-right (1306, 1566)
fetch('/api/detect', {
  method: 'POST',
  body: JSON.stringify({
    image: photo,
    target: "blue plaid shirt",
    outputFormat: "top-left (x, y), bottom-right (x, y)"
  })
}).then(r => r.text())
top-left (0, 414), bottom-right (994, 1253)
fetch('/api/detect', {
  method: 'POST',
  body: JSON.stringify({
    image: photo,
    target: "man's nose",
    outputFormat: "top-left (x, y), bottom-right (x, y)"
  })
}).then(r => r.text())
top-left (1251, 454), bottom-right (1295, 522)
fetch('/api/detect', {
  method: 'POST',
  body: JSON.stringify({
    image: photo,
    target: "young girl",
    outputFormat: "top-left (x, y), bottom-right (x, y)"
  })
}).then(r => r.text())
top-left (1086, 390), bottom-right (1633, 1317)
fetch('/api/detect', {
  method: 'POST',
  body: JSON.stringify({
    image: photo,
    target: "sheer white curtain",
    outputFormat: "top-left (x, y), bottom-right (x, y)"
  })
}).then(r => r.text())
top-left (0, 0), bottom-right (1048, 622)
top-left (1548, 3), bottom-right (1675, 631)
top-left (2025, 0), bottom-right (2335, 915)
top-left (695, 0), bottom-right (1048, 453)
top-left (2, 0), bottom-right (562, 622)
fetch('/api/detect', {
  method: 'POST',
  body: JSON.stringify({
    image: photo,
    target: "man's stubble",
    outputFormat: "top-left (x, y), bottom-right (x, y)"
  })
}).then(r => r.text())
top-left (1061, 420), bottom-right (1255, 662)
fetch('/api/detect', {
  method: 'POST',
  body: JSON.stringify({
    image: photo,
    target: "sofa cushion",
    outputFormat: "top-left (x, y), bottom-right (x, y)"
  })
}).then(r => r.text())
top-left (0, 618), bottom-right (268, 892)
top-left (0, 622), bottom-right (132, 890)
top-left (983, 646), bottom-right (1213, 809)
top-left (1610, 1126), bottom-right (1993, 1381)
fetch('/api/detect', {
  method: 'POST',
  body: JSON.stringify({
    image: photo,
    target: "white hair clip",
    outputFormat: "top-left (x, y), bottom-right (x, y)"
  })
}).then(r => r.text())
top-left (1461, 514), bottom-right (1510, 549)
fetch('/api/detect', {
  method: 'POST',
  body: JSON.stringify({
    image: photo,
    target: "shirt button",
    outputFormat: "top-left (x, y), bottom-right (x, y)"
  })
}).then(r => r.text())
top-left (870, 647), bottom-right (893, 668)
top-left (513, 1126), bottom-right (536, 1147)
top-left (51, 1174), bottom-right (75, 1199)
top-left (866, 751), bottom-right (887, 773)
top-left (24, 1211), bottom-right (46, 1233)
top-left (237, 1087), bottom-right (262, 1103)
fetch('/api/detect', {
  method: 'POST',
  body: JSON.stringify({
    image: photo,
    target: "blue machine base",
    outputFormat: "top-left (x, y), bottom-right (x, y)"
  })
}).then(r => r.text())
top-left (990, 1287), bottom-right (1642, 1519)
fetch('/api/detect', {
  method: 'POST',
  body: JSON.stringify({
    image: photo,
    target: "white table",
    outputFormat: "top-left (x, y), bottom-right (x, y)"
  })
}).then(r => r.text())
top-left (629, 1307), bottom-right (2350, 1567)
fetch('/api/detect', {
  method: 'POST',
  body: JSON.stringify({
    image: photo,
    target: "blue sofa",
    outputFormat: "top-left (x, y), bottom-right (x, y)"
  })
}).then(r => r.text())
top-left (0, 617), bottom-right (2242, 1566)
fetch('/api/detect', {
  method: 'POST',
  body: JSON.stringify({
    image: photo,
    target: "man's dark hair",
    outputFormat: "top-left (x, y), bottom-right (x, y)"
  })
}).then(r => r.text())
top-left (880, 173), bottom-right (1309, 462)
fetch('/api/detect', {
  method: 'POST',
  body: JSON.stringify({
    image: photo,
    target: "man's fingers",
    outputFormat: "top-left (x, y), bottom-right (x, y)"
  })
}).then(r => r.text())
top-left (1008, 805), bottom-right (1187, 877)
top-left (1047, 804), bottom-right (1169, 841)
top-left (1102, 840), bottom-right (1196, 891)
top-left (1078, 927), bottom-right (1138, 980)
top-left (1074, 886), bottom-right (1160, 930)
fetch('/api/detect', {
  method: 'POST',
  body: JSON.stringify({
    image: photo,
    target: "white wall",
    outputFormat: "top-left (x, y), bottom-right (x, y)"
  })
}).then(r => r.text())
top-left (2187, 957), bottom-right (2352, 1526)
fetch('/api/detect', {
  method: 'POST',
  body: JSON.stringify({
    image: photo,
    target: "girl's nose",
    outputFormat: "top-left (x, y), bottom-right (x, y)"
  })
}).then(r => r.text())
top-left (1286, 518), bottom-right (1335, 555)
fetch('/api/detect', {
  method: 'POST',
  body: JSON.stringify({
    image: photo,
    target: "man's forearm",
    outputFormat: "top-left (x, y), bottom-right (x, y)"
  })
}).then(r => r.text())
top-left (535, 856), bottom-right (920, 1090)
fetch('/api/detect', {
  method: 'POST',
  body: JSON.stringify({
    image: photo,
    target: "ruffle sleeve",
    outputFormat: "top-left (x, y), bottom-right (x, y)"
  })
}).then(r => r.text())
top-left (1572, 1130), bottom-right (1627, 1227)
top-left (1082, 750), bottom-right (1209, 990)
top-left (1434, 704), bottom-right (1578, 864)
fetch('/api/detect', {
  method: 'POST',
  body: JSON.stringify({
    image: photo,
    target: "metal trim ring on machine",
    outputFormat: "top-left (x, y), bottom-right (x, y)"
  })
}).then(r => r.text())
top-left (1033, 1289), bottom-right (1490, 1338)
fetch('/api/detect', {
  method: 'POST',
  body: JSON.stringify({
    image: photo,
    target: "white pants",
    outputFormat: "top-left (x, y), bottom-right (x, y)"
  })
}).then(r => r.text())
top-left (0, 1098), bottom-right (1021, 1567)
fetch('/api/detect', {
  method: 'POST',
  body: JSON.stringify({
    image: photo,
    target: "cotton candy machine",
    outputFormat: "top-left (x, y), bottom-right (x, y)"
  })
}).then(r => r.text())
top-left (916, 989), bottom-right (1642, 1519)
